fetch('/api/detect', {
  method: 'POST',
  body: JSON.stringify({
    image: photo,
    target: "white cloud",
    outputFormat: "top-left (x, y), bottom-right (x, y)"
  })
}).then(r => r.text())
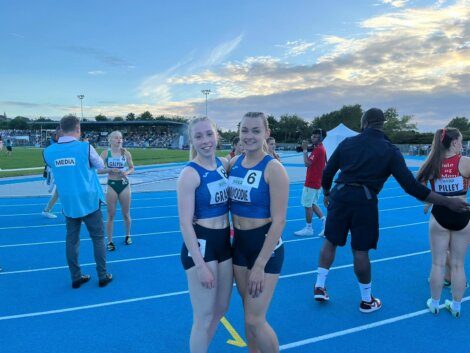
top-left (88, 70), bottom-right (106, 75)
top-left (205, 34), bottom-right (243, 66)
top-left (381, 0), bottom-right (409, 7)
top-left (280, 40), bottom-right (316, 57)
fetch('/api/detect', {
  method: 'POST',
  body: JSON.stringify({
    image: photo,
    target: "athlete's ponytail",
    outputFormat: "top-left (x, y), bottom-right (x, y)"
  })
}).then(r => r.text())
top-left (417, 127), bottom-right (461, 182)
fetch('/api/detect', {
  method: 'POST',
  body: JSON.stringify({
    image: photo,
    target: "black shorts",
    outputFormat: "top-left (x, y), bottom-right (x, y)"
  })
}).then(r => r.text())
top-left (325, 185), bottom-right (379, 251)
top-left (180, 224), bottom-right (232, 270)
top-left (6, 146), bottom-right (12, 152)
top-left (233, 223), bottom-right (284, 274)
top-left (432, 205), bottom-right (470, 231)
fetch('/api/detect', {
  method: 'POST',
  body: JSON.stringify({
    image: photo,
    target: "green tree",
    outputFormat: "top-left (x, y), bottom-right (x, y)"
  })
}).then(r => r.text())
top-left (267, 115), bottom-right (280, 140)
top-left (278, 114), bottom-right (309, 143)
top-left (139, 111), bottom-right (153, 121)
top-left (446, 117), bottom-right (469, 132)
top-left (113, 116), bottom-right (124, 121)
top-left (311, 105), bottom-right (362, 132)
top-left (8, 116), bottom-right (30, 129)
top-left (383, 108), bottom-right (417, 136)
top-left (95, 114), bottom-right (108, 121)
top-left (126, 113), bottom-right (136, 121)
top-left (36, 117), bottom-right (53, 122)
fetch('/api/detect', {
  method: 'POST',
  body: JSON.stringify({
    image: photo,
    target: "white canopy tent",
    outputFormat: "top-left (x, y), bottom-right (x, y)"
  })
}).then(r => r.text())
top-left (322, 123), bottom-right (359, 159)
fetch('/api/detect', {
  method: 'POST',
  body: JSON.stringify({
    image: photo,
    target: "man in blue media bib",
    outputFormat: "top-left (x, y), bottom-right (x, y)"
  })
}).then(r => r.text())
top-left (43, 115), bottom-right (113, 289)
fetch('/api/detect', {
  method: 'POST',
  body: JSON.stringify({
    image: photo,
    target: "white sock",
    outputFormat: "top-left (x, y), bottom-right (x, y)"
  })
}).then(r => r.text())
top-left (306, 222), bottom-right (312, 229)
top-left (431, 298), bottom-right (440, 308)
top-left (452, 300), bottom-right (461, 312)
top-left (315, 267), bottom-right (329, 288)
top-left (321, 216), bottom-right (326, 222)
top-left (359, 282), bottom-right (372, 302)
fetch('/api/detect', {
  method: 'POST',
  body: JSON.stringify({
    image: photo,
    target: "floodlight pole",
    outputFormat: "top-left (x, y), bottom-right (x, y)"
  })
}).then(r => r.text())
top-left (77, 95), bottom-right (85, 121)
top-left (201, 89), bottom-right (211, 117)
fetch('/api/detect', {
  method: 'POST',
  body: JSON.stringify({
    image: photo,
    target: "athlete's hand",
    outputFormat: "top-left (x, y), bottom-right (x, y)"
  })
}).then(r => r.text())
top-left (423, 203), bottom-right (431, 214)
top-left (248, 264), bottom-right (265, 298)
top-left (196, 264), bottom-right (215, 289)
top-left (323, 195), bottom-right (329, 208)
top-left (446, 197), bottom-right (470, 213)
top-left (301, 140), bottom-right (309, 152)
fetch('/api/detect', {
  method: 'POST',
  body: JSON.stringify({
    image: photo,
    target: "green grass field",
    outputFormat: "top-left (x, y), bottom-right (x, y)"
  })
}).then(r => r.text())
top-left (0, 147), bottom-right (230, 178)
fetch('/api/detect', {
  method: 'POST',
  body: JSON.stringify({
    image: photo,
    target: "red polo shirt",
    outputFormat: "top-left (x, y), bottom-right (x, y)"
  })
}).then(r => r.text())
top-left (305, 143), bottom-right (326, 189)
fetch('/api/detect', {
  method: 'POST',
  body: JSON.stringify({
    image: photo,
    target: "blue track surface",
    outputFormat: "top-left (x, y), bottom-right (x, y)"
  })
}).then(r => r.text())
top-left (0, 169), bottom-right (469, 353)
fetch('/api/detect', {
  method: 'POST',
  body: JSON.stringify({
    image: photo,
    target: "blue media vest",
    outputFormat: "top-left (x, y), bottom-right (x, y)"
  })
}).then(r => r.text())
top-left (44, 140), bottom-right (105, 218)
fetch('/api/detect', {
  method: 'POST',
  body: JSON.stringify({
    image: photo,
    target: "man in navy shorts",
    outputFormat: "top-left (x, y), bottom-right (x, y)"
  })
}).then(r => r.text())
top-left (313, 108), bottom-right (470, 313)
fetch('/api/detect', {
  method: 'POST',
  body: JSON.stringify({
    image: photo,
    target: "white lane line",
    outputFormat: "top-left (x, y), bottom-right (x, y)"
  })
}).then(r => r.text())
top-left (279, 296), bottom-right (470, 350)
top-left (279, 250), bottom-right (430, 280)
top-left (0, 215), bottom-right (180, 230)
top-left (0, 203), bottom-right (425, 246)
top-left (0, 185), bottom-right (405, 210)
top-left (0, 290), bottom-right (190, 321)
top-left (0, 249), bottom-right (432, 321)
top-left (0, 223), bottom-right (429, 275)
top-left (0, 230), bottom-right (181, 248)
top-left (0, 253), bottom-right (180, 275)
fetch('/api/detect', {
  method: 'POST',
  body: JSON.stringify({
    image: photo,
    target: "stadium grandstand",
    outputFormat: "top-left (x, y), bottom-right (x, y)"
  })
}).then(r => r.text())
top-left (0, 120), bottom-right (189, 149)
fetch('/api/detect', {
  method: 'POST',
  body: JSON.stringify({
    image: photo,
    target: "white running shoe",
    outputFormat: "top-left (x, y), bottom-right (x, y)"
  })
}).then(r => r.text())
top-left (318, 228), bottom-right (325, 237)
top-left (426, 298), bottom-right (439, 315)
top-left (42, 211), bottom-right (57, 219)
top-left (294, 227), bottom-right (313, 237)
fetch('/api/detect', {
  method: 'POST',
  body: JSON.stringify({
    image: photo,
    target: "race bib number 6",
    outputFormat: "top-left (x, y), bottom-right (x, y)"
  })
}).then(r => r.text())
top-left (243, 170), bottom-right (262, 188)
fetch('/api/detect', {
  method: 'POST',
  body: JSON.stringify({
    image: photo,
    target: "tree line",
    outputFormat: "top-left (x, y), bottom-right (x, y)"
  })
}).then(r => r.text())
top-left (1, 105), bottom-right (468, 144)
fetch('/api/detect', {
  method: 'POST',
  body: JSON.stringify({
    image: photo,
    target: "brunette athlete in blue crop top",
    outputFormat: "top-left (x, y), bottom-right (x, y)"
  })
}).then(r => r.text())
top-left (228, 112), bottom-right (289, 353)
top-left (177, 117), bottom-right (234, 353)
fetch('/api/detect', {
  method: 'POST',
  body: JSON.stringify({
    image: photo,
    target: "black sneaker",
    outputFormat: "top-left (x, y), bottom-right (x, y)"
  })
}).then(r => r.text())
top-left (99, 273), bottom-right (113, 287)
top-left (72, 275), bottom-right (91, 289)
top-left (107, 242), bottom-right (116, 251)
top-left (124, 236), bottom-right (132, 245)
top-left (314, 287), bottom-right (329, 302)
top-left (359, 296), bottom-right (382, 313)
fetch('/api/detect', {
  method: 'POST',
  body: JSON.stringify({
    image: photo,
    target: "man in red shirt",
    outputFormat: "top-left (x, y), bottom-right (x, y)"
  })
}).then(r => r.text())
top-left (295, 129), bottom-right (327, 237)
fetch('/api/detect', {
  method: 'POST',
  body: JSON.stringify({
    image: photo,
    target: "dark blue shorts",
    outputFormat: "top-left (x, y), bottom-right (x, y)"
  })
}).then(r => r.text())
top-left (324, 185), bottom-right (379, 251)
top-left (180, 224), bottom-right (232, 270)
top-left (233, 223), bottom-right (284, 274)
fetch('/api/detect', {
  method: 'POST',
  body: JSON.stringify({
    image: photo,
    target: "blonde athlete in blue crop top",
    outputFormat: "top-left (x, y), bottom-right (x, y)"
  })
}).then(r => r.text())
top-left (228, 112), bottom-right (289, 353)
top-left (99, 131), bottom-right (134, 251)
top-left (177, 117), bottom-right (233, 353)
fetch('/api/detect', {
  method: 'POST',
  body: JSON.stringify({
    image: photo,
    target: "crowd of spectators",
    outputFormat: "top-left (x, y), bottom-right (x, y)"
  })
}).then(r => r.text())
top-left (0, 129), bottom-right (180, 149)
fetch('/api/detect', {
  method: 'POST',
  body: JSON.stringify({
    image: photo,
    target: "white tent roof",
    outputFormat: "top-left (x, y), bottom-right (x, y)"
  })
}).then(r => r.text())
top-left (322, 123), bottom-right (359, 159)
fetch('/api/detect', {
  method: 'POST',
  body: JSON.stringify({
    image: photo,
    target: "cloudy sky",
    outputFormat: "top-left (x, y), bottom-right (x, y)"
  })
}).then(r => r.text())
top-left (1, 0), bottom-right (468, 131)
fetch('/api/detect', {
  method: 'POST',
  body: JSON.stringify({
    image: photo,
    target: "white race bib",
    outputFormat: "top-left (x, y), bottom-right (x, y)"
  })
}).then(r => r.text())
top-left (188, 239), bottom-right (207, 258)
top-left (435, 176), bottom-right (464, 193)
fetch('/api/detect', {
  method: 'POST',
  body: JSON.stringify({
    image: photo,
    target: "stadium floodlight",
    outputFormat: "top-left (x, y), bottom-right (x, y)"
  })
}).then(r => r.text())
top-left (201, 89), bottom-right (211, 117)
top-left (77, 95), bottom-right (85, 121)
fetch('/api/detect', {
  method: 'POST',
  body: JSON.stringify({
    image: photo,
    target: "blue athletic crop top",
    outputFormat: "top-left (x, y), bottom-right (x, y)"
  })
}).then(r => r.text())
top-left (187, 158), bottom-right (229, 219)
top-left (228, 154), bottom-right (273, 218)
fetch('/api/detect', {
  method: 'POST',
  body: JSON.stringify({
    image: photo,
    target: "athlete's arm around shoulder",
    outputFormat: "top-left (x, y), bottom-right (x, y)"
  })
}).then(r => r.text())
top-left (219, 156), bottom-right (230, 172)
top-left (177, 166), bottom-right (205, 267)
top-left (227, 154), bottom-right (241, 173)
top-left (459, 156), bottom-right (470, 179)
